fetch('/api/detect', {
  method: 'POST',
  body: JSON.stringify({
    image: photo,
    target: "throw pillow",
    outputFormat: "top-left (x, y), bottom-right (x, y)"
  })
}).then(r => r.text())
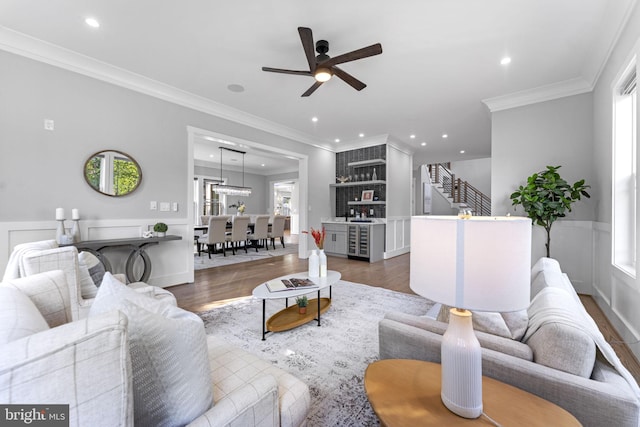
top-left (78, 251), bottom-right (106, 287)
top-left (77, 254), bottom-right (99, 299)
top-left (437, 305), bottom-right (528, 341)
top-left (89, 273), bottom-right (213, 426)
top-left (0, 286), bottom-right (50, 344)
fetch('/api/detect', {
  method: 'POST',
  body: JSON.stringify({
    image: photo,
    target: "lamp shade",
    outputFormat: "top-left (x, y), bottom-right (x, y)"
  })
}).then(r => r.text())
top-left (410, 216), bottom-right (531, 312)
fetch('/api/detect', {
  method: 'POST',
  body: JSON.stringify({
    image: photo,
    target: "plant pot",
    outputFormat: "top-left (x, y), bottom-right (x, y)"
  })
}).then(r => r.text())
top-left (298, 306), bottom-right (307, 314)
top-left (155, 231), bottom-right (166, 237)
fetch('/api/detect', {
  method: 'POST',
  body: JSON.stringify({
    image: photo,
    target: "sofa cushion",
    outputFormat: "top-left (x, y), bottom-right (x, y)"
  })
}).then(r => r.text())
top-left (530, 257), bottom-right (562, 281)
top-left (0, 286), bottom-right (49, 344)
top-left (524, 287), bottom-right (596, 377)
top-left (0, 270), bottom-right (71, 327)
top-left (89, 273), bottom-right (213, 426)
top-left (531, 268), bottom-right (578, 301)
top-left (437, 305), bottom-right (528, 341)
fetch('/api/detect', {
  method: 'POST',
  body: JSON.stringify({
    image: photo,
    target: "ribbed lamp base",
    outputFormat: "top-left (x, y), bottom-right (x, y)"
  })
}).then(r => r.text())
top-left (441, 308), bottom-right (483, 419)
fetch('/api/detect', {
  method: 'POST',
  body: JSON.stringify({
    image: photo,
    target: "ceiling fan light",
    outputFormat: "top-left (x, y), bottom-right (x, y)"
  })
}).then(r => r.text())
top-left (314, 68), bottom-right (332, 82)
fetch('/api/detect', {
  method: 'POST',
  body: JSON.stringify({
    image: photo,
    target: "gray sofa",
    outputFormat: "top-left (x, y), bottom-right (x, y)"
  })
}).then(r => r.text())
top-left (379, 257), bottom-right (640, 427)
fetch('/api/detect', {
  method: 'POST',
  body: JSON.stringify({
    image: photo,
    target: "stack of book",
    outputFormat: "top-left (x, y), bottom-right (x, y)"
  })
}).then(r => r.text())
top-left (266, 278), bottom-right (318, 292)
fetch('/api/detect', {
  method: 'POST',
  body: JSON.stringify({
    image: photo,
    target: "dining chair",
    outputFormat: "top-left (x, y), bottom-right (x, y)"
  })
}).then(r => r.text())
top-left (247, 215), bottom-right (270, 252)
top-left (268, 215), bottom-right (286, 249)
top-left (199, 215), bottom-right (231, 258)
top-left (226, 215), bottom-right (251, 255)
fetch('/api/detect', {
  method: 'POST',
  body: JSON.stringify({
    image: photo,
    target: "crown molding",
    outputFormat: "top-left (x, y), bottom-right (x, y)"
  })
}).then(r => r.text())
top-left (0, 26), bottom-right (331, 150)
top-left (482, 77), bottom-right (593, 113)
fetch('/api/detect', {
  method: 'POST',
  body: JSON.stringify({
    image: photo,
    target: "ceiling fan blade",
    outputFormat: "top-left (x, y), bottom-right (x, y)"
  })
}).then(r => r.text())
top-left (262, 67), bottom-right (312, 76)
top-left (301, 81), bottom-right (323, 97)
top-left (298, 27), bottom-right (316, 72)
top-left (322, 43), bottom-right (383, 68)
top-left (332, 66), bottom-right (367, 91)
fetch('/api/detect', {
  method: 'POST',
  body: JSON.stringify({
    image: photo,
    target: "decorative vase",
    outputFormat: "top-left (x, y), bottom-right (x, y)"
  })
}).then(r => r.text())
top-left (308, 249), bottom-right (319, 278)
top-left (372, 168), bottom-right (377, 181)
top-left (319, 249), bottom-right (327, 277)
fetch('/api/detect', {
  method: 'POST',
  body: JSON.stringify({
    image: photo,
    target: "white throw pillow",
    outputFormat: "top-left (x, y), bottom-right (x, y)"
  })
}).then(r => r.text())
top-left (0, 286), bottom-right (50, 344)
top-left (437, 304), bottom-right (528, 341)
top-left (89, 273), bottom-right (213, 426)
top-left (77, 252), bottom-right (100, 298)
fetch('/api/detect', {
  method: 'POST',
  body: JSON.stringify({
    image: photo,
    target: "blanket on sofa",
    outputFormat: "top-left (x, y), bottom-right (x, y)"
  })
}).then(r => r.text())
top-left (525, 287), bottom-right (640, 401)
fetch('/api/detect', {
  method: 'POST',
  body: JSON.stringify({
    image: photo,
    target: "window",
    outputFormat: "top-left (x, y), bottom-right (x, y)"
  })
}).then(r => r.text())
top-left (613, 61), bottom-right (637, 277)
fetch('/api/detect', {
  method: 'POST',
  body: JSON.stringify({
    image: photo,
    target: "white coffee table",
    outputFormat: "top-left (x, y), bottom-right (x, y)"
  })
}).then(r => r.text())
top-left (253, 270), bottom-right (341, 340)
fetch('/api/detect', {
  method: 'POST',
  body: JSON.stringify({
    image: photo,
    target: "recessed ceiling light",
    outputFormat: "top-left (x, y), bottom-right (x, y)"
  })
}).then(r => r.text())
top-left (442, 134), bottom-right (448, 139)
top-left (335, 138), bottom-right (340, 143)
top-left (227, 84), bottom-right (245, 93)
top-left (209, 154), bottom-right (214, 158)
top-left (460, 150), bottom-right (465, 154)
top-left (261, 163), bottom-right (265, 167)
top-left (410, 134), bottom-right (416, 139)
top-left (501, 57), bottom-right (511, 65)
top-left (85, 17), bottom-right (100, 28)
top-left (312, 117), bottom-right (318, 122)
top-left (359, 133), bottom-right (365, 138)
top-left (421, 142), bottom-right (427, 146)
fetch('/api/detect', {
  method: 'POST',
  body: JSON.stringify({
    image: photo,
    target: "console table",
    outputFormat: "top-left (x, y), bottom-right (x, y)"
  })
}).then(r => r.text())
top-left (64, 235), bottom-right (182, 283)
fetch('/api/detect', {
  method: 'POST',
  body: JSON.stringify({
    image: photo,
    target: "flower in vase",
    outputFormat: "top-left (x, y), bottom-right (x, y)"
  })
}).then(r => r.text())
top-left (302, 226), bottom-right (326, 250)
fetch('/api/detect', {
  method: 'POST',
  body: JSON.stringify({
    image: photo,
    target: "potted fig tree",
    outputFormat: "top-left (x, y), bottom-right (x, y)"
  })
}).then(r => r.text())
top-left (510, 165), bottom-right (590, 257)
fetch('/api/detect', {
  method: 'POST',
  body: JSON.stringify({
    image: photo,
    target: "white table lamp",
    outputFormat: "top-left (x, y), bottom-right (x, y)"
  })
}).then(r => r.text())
top-left (410, 215), bottom-right (531, 418)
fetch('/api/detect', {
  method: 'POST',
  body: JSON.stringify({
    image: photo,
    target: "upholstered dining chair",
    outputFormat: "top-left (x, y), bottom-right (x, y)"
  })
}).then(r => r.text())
top-left (247, 215), bottom-right (270, 252)
top-left (226, 215), bottom-right (251, 255)
top-left (199, 215), bottom-right (231, 258)
top-left (268, 215), bottom-right (286, 249)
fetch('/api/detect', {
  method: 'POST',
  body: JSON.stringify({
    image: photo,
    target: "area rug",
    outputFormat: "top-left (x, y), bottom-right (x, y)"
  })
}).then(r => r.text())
top-left (198, 280), bottom-right (435, 426)
top-left (194, 243), bottom-right (299, 270)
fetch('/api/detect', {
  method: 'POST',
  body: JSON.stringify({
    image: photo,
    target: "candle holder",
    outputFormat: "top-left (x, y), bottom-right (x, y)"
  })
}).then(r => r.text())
top-left (56, 219), bottom-right (66, 245)
top-left (71, 219), bottom-right (81, 243)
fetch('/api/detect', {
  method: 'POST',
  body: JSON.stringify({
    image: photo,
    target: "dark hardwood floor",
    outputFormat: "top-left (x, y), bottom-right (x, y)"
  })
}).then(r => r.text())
top-left (167, 251), bottom-right (640, 383)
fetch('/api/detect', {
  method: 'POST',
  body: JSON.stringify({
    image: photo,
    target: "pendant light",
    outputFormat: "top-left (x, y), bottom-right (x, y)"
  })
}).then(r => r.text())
top-left (212, 147), bottom-right (252, 196)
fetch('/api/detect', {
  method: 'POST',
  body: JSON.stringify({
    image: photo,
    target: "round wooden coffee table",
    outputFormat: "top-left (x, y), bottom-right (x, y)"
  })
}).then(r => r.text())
top-left (364, 359), bottom-right (581, 426)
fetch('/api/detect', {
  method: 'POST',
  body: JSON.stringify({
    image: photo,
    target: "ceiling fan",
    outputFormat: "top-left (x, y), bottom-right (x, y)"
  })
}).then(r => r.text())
top-left (262, 27), bottom-right (383, 97)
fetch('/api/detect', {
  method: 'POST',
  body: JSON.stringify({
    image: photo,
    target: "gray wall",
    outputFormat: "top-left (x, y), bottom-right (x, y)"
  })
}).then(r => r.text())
top-left (0, 50), bottom-right (331, 225)
top-left (491, 93), bottom-right (595, 219)
top-left (0, 49), bottom-right (336, 277)
top-left (449, 157), bottom-right (491, 196)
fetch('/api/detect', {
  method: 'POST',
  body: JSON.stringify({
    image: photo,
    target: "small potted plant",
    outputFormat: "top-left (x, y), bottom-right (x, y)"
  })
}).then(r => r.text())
top-left (296, 295), bottom-right (308, 314)
top-left (153, 222), bottom-right (168, 237)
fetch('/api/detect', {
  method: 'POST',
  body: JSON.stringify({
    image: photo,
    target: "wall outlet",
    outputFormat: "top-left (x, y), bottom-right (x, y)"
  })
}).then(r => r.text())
top-left (44, 119), bottom-right (54, 130)
top-left (150, 201), bottom-right (157, 210)
top-left (172, 202), bottom-right (178, 212)
top-left (160, 202), bottom-right (170, 212)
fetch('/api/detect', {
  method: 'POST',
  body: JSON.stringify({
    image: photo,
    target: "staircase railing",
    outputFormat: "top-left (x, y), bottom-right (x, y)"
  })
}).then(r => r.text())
top-left (427, 163), bottom-right (491, 216)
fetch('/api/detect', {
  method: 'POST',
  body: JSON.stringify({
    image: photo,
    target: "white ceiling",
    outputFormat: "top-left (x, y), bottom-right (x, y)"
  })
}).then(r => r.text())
top-left (0, 0), bottom-right (636, 173)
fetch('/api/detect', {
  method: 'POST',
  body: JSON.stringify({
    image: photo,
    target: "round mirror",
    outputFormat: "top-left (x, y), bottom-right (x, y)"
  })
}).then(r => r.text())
top-left (84, 150), bottom-right (142, 197)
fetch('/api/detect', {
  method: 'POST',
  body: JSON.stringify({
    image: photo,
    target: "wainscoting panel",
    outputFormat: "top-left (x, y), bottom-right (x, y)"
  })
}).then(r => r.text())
top-left (384, 216), bottom-right (410, 259)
